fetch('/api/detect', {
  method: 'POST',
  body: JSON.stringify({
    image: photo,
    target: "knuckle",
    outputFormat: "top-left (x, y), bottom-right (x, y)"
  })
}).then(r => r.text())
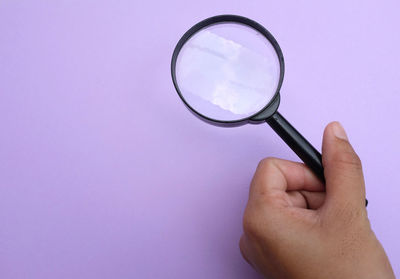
top-left (256, 157), bottom-right (277, 172)
top-left (331, 149), bottom-right (362, 170)
top-left (239, 236), bottom-right (252, 265)
top-left (239, 236), bottom-right (244, 250)
top-left (242, 210), bottom-right (261, 238)
top-left (239, 236), bottom-right (246, 254)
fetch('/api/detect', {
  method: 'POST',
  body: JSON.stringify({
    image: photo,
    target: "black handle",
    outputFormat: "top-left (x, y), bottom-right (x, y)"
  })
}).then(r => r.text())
top-left (266, 111), bottom-right (368, 206)
top-left (266, 111), bottom-right (324, 181)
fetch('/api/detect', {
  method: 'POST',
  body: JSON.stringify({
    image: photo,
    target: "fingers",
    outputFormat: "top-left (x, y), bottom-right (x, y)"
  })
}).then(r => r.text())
top-left (249, 158), bottom-right (324, 202)
top-left (287, 191), bottom-right (326, 209)
top-left (249, 121), bottom-right (365, 211)
top-left (322, 122), bottom-right (366, 209)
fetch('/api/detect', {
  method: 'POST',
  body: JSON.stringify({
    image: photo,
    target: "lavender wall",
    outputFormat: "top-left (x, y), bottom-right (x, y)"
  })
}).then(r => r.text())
top-left (0, 0), bottom-right (399, 278)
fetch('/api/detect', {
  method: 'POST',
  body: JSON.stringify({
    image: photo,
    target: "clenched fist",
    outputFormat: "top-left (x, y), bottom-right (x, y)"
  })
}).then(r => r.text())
top-left (240, 122), bottom-right (394, 279)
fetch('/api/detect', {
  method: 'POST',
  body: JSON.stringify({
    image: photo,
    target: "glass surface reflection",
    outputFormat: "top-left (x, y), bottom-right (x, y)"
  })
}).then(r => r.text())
top-left (175, 23), bottom-right (281, 121)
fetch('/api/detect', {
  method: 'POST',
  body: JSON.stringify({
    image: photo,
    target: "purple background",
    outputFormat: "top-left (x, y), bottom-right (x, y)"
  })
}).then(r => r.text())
top-left (0, 0), bottom-right (399, 278)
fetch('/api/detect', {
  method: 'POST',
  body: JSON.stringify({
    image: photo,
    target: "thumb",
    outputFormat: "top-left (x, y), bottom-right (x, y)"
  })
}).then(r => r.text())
top-left (322, 122), bottom-right (366, 209)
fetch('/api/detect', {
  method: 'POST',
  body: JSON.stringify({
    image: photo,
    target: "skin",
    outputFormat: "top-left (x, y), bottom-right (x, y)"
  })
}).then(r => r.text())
top-left (240, 122), bottom-right (395, 279)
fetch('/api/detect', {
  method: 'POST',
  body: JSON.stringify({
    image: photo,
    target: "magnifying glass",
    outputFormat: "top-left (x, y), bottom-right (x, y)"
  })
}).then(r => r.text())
top-left (171, 15), bottom-right (367, 205)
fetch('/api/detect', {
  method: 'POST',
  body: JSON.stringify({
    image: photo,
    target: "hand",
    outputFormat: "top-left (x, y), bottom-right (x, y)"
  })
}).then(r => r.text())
top-left (240, 122), bottom-right (395, 279)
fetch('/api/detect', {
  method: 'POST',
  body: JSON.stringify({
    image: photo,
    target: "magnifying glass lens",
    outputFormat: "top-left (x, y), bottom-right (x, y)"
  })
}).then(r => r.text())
top-left (175, 23), bottom-right (281, 122)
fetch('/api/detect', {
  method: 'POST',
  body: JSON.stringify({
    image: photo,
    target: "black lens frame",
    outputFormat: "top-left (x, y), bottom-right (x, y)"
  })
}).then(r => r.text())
top-left (171, 14), bottom-right (285, 125)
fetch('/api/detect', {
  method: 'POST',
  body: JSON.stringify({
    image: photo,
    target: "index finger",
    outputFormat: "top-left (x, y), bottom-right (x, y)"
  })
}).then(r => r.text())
top-left (249, 157), bottom-right (325, 200)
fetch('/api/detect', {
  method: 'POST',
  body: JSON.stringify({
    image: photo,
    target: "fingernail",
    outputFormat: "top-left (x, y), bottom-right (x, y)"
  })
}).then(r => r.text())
top-left (333, 122), bottom-right (348, 141)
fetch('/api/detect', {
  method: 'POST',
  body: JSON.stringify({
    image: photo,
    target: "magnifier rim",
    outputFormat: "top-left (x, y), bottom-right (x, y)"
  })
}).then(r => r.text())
top-left (171, 14), bottom-right (285, 124)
